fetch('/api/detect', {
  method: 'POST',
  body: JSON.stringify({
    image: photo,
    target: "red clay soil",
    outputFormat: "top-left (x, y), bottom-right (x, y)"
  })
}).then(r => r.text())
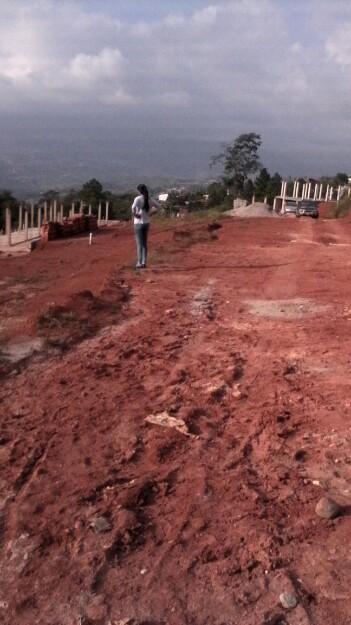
top-left (1, 215), bottom-right (351, 625)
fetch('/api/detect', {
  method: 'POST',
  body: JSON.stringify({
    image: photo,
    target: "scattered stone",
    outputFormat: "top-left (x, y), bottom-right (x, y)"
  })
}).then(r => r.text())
top-left (315, 496), bottom-right (341, 519)
top-left (232, 385), bottom-right (243, 399)
top-left (145, 412), bottom-right (191, 437)
top-left (140, 568), bottom-right (147, 575)
top-left (90, 516), bottom-right (111, 533)
top-left (279, 591), bottom-right (298, 609)
top-left (123, 448), bottom-right (137, 463)
top-left (204, 381), bottom-right (227, 400)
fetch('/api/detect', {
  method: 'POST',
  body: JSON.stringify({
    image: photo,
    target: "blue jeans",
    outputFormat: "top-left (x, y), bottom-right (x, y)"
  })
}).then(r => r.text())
top-left (134, 223), bottom-right (149, 266)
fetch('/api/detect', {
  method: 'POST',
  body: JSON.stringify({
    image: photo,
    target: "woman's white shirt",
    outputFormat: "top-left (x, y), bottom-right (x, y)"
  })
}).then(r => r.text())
top-left (132, 195), bottom-right (149, 225)
top-left (131, 195), bottom-right (161, 225)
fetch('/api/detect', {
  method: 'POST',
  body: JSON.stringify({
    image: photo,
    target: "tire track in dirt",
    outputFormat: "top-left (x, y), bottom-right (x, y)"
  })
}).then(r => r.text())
top-left (2, 217), bottom-right (351, 624)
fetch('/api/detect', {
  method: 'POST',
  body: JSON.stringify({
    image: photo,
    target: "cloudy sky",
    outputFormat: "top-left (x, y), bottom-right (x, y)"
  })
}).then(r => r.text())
top-left (1, 0), bottom-right (351, 191)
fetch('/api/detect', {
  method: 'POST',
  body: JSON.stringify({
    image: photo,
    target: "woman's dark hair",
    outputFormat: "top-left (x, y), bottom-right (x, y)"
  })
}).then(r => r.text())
top-left (137, 183), bottom-right (150, 213)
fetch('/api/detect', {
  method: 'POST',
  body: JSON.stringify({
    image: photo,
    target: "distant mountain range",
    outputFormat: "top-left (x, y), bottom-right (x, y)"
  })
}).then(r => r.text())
top-left (0, 114), bottom-right (218, 198)
top-left (2, 112), bottom-right (342, 199)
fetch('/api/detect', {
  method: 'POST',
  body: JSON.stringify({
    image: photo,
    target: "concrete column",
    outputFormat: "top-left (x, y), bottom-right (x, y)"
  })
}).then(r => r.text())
top-left (37, 206), bottom-right (42, 232)
top-left (282, 182), bottom-right (287, 198)
top-left (5, 207), bottom-right (11, 246)
top-left (88, 204), bottom-right (92, 215)
top-left (71, 202), bottom-right (75, 218)
top-left (30, 202), bottom-right (34, 229)
top-left (264, 196), bottom-right (267, 204)
top-left (273, 197), bottom-right (277, 212)
top-left (53, 200), bottom-right (57, 222)
top-left (348, 187), bottom-right (351, 198)
top-left (313, 185), bottom-right (318, 200)
top-left (18, 204), bottom-right (23, 231)
top-left (280, 181), bottom-right (284, 196)
top-left (49, 203), bottom-right (53, 222)
top-left (98, 202), bottom-right (102, 223)
top-left (329, 186), bottom-right (334, 201)
top-left (319, 184), bottom-right (323, 201)
top-left (295, 182), bottom-right (300, 199)
top-left (307, 182), bottom-right (311, 198)
top-left (44, 201), bottom-right (48, 223)
top-left (325, 185), bottom-right (330, 201)
top-left (60, 204), bottom-right (64, 221)
top-left (24, 209), bottom-right (29, 241)
top-left (105, 201), bottom-right (110, 224)
top-left (80, 201), bottom-right (83, 214)
top-left (337, 186), bottom-right (342, 202)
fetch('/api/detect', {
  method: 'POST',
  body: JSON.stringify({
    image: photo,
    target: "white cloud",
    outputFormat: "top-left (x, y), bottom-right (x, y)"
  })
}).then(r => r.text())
top-left (326, 25), bottom-right (351, 68)
top-left (0, 0), bottom-right (351, 173)
top-left (69, 48), bottom-right (123, 84)
top-left (0, 0), bottom-right (126, 104)
top-left (193, 5), bottom-right (219, 24)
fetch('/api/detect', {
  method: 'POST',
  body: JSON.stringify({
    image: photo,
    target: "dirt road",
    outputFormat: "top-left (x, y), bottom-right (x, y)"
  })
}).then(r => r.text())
top-left (1, 216), bottom-right (351, 625)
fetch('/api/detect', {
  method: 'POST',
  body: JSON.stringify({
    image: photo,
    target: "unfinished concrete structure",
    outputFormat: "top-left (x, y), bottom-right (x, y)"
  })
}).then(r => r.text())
top-left (0, 200), bottom-right (112, 254)
top-left (273, 180), bottom-right (350, 213)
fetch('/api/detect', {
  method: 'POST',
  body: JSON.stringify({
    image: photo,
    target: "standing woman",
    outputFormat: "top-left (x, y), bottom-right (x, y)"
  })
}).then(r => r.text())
top-left (132, 183), bottom-right (154, 269)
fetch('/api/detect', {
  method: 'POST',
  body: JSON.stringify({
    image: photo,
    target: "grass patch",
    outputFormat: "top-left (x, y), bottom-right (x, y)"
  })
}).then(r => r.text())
top-left (153, 205), bottom-right (228, 226)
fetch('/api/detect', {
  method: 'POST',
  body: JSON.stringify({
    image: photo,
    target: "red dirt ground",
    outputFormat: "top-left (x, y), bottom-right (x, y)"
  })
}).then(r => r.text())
top-left (1, 215), bottom-right (351, 625)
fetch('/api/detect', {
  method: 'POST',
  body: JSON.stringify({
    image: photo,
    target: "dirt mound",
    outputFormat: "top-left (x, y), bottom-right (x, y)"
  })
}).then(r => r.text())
top-left (37, 278), bottom-right (130, 349)
top-left (226, 201), bottom-right (277, 218)
top-left (172, 226), bottom-right (218, 244)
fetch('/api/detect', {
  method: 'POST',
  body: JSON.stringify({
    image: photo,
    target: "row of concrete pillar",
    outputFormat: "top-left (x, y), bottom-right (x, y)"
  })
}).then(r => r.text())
top-left (250, 195), bottom-right (268, 205)
top-left (280, 180), bottom-right (351, 203)
top-left (4, 201), bottom-right (110, 246)
top-left (14, 200), bottom-right (110, 229)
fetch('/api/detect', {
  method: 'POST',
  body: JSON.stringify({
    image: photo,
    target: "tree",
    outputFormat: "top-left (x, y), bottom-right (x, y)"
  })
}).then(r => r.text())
top-left (242, 179), bottom-right (255, 202)
top-left (334, 172), bottom-right (349, 187)
top-left (41, 189), bottom-right (60, 202)
top-left (108, 192), bottom-right (134, 221)
top-left (265, 172), bottom-right (282, 205)
top-left (79, 179), bottom-right (105, 207)
top-left (320, 173), bottom-right (349, 188)
top-left (207, 182), bottom-right (227, 208)
top-left (211, 133), bottom-right (262, 196)
top-left (254, 167), bottom-right (271, 200)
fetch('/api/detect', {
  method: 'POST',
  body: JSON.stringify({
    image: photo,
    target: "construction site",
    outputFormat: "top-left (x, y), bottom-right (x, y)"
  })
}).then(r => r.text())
top-left (1, 199), bottom-right (351, 625)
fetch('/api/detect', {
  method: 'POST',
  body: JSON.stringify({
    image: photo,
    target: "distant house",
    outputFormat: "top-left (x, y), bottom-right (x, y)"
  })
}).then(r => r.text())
top-left (158, 193), bottom-right (169, 202)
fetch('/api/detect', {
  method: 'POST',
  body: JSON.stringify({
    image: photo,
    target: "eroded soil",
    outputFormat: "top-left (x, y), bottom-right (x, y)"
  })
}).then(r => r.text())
top-left (1, 216), bottom-right (351, 625)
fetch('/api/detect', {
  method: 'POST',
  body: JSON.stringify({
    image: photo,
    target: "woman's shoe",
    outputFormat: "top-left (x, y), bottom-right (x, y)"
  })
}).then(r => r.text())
top-left (136, 263), bottom-right (142, 269)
